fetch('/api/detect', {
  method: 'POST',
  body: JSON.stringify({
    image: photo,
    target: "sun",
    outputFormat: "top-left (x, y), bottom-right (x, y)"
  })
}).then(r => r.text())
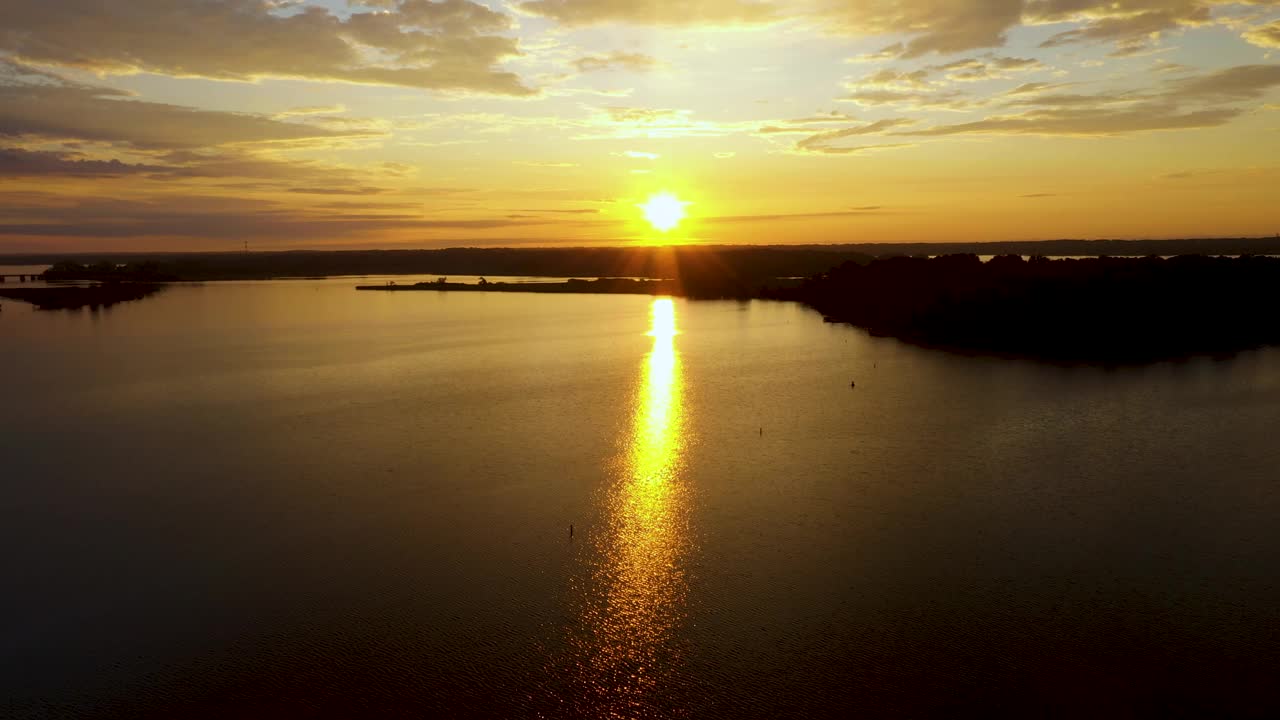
top-left (639, 192), bottom-right (689, 232)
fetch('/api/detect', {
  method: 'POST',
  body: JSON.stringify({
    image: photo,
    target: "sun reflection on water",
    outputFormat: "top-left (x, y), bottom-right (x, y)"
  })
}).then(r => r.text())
top-left (569, 297), bottom-right (692, 717)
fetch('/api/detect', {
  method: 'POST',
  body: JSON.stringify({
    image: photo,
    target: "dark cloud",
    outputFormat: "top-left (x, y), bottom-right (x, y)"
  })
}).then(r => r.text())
top-left (0, 60), bottom-right (367, 149)
top-left (0, 147), bottom-right (166, 176)
top-left (0, 192), bottom-right (560, 241)
top-left (286, 187), bottom-right (388, 195)
top-left (1166, 64), bottom-right (1280, 101)
top-left (0, 0), bottom-right (533, 95)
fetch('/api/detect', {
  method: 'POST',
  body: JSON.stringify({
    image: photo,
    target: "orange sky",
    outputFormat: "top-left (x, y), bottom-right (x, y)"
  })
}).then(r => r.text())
top-left (1, 1), bottom-right (1278, 252)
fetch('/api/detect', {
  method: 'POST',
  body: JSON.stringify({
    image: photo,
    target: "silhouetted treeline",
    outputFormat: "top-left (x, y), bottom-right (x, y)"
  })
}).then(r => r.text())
top-left (43, 260), bottom-right (179, 282)
top-left (838, 236), bottom-right (1280, 258)
top-left (9, 236), bottom-right (1280, 281)
top-left (778, 254), bottom-right (1280, 361)
top-left (30, 247), bottom-right (870, 288)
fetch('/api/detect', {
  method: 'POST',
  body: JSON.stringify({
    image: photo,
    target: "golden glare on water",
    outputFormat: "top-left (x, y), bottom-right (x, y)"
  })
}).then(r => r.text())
top-left (570, 297), bottom-right (691, 715)
top-left (639, 192), bottom-right (689, 233)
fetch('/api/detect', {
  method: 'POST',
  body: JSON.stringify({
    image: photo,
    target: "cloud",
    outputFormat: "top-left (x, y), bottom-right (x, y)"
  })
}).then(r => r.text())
top-left (757, 112), bottom-right (863, 133)
top-left (858, 68), bottom-right (934, 89)
top-left (794, 118), bottom-right (917, 154)
top-left (1158, 166), bottom-right (1280, 185)
top-left (1037, 11), bottom-right (1193, 49)
top-left (0, 147), bottom-right (166, 177)
top-left (783, 111), bottom-right (859, 124)
top-left (0, 59), bottom-right (369, 149)
top-left (577, 106), bottom-right (746, 139)
top-left (1023, 1), bottom-right (1280, 53)
top-left (757, 125), bottom-right (820, 134)
top-left (572, 51), bottom-right (660, 73)
top-left (286, 186), bottom-right (388, 195)
top-left (839, 56), bottom-right (1045, 110)
top-left (522, 0), bottom-right (1022, 59)
top-left (0, 192), bottom-right (562, 242)
top-left (1005, 81), bottom-right (1073, 95)
top-left (0, 0), bottom-right (534, 95)
top-left (1165, 63), bottom-right (1280, 101)
top-left (1004, 91), bottom-right (1145, 107)
top-left (513, 160), bottom-right (580, 167)
top-left (903, 104), bottom-right (1238, 137)
top-left (274, 105), bottom-right (349, 118)
top-left (516, 0), bottom-right (777, 27)
top-left (895, 63), bottom-right (1280, 138)
top-left (846, 44), bottom-right (906, 63)
top-left (141, 151), bottom-right (373, 187)
top-left (821, 0), bottom-right (1026, 57)
top-left (841, 88), bottom-right (980, 111)
top-left (819, 1), bottom-right (1269, 57)
top-left (519, 1), bottom-right (1280, 61)
top-left (1243, 20), bottom-right (1280, 48)
top-left (929, 55), bottom-right (1046, 82)
top-left (602, 106), bottom-right (685, 123)
top-left (704, 208), bottom-right (892, 224)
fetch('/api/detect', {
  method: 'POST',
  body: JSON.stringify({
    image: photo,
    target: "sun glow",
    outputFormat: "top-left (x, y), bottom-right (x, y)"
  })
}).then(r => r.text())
top-left (639, 192), bottom-right (689, 232)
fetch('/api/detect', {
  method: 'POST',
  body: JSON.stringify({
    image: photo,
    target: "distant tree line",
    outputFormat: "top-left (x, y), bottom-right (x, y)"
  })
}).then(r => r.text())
top-left (777, 254), bottom-right (1280, 361)
top-left (43, 261), bottom-right (178, 282)
top-left (33, 247), bottom-right (875, 284)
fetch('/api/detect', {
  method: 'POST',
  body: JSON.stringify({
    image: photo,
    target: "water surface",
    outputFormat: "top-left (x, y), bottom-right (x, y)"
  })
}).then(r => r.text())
top-left (2, 280), bottom-right (1278, 717)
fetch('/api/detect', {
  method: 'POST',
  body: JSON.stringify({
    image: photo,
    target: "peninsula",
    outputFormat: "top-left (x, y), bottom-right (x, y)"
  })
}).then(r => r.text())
top-left (361, 253), bottom-right (1280, 363)
top-left (778, 254), bottom-right (1280, 362)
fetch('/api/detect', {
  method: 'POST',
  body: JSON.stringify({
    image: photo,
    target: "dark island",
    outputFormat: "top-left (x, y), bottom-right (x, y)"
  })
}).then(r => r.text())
top-left (0, 283), bottom-right (163, 310)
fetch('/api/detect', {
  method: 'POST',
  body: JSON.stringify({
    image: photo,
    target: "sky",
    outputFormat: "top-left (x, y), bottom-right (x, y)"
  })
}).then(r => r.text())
top-left (0, 0), bottom-right (1278, 252)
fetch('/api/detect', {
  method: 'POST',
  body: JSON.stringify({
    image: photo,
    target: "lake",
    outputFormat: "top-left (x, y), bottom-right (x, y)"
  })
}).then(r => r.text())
top-left (2, 279), bottom-right (1279, 718)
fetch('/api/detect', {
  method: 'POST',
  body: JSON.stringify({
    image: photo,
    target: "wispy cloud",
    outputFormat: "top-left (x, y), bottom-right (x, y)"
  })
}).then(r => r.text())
top-left (571, 51), bottom-right (661, 73)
